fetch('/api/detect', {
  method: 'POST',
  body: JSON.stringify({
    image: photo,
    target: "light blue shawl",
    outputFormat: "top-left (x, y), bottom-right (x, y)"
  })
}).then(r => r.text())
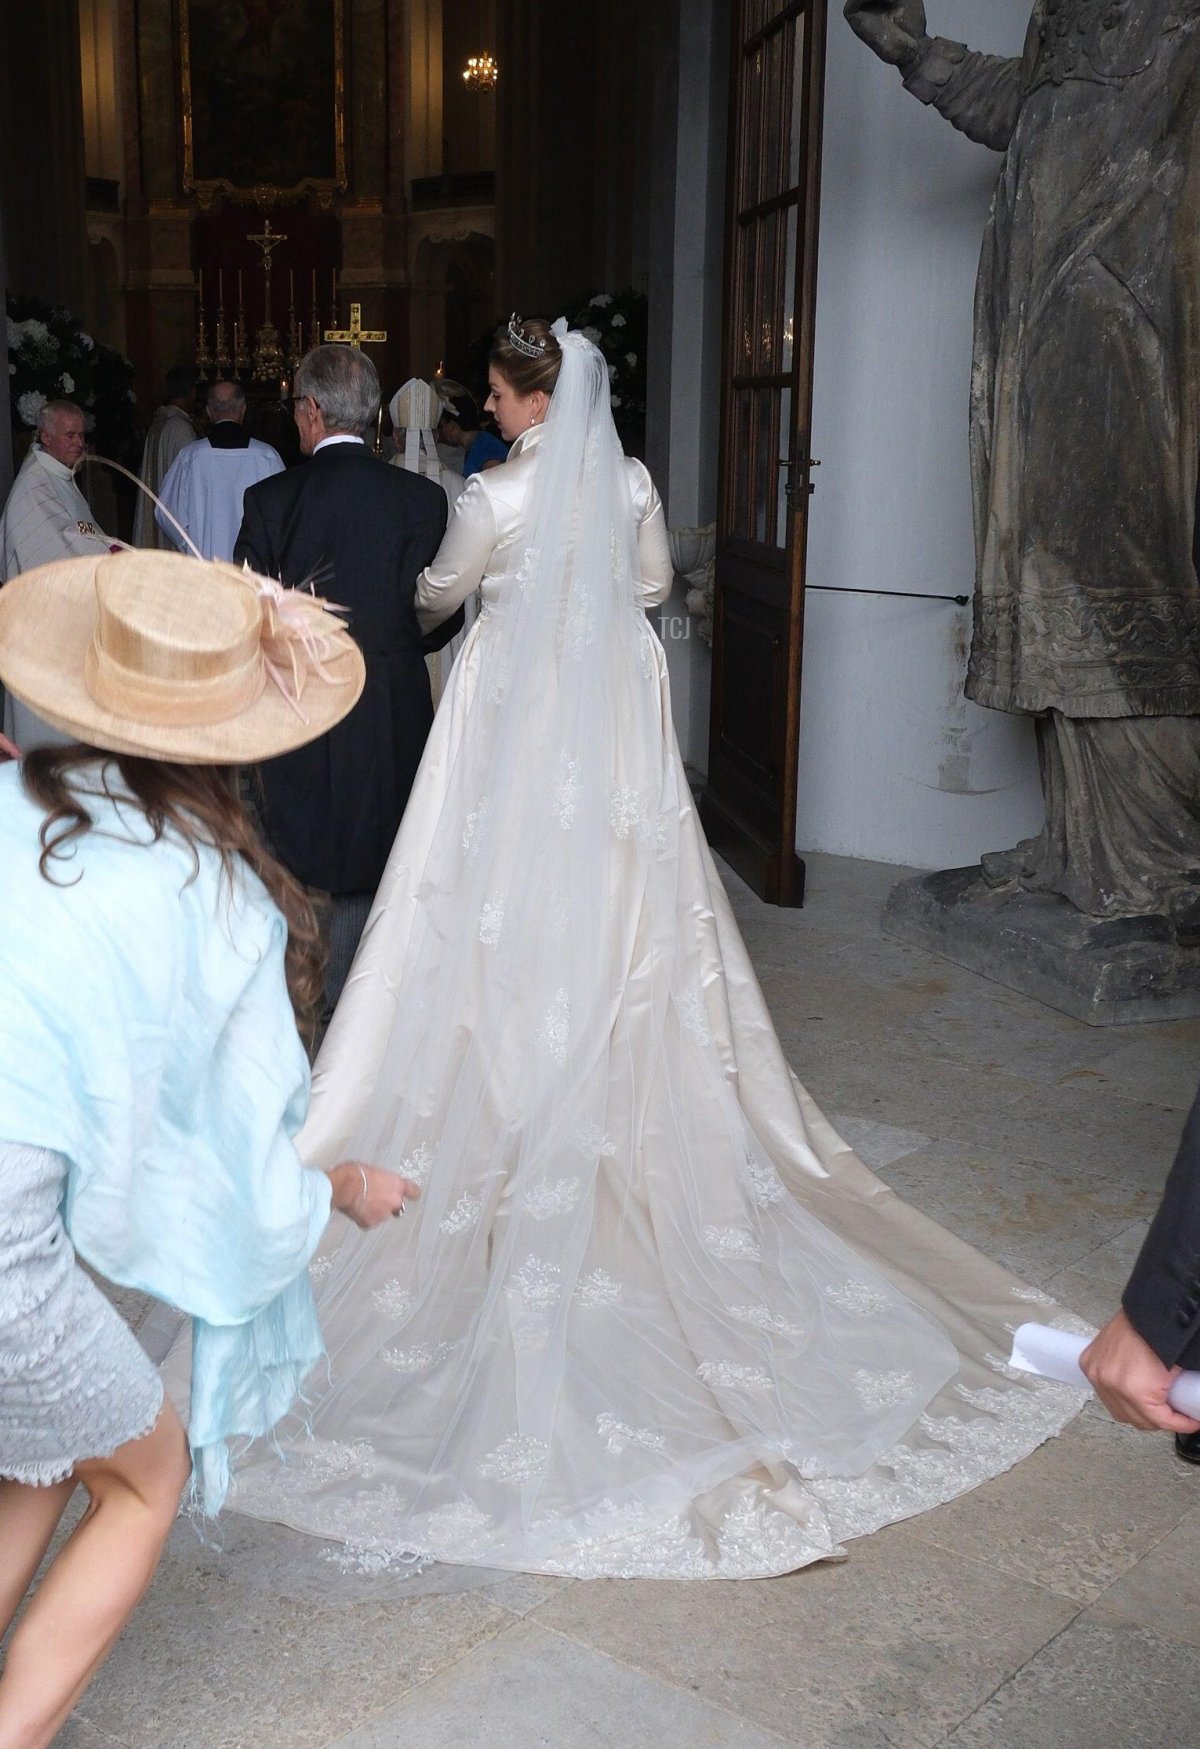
top-left (0, 760), bottom-right (330, 1511)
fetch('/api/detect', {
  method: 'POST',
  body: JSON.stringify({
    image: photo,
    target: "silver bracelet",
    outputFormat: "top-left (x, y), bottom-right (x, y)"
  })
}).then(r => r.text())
top-left (353, 1163), bottom-right (369, 1214)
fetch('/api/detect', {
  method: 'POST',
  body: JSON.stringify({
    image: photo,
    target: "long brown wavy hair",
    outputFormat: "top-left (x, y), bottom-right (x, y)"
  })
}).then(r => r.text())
top-left (21, 744), bottom-right (324, 1037)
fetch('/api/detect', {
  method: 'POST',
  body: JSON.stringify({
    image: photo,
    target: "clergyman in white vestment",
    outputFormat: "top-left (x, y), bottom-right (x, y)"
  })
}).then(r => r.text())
top-left (0, 399), bottom-right (111, 749)
top-left (132, 367), bottom-right (196, 548)
top-left (156, 380), bottom-right (283, 562)
top-left (388, 376), bottom-right (468, 703)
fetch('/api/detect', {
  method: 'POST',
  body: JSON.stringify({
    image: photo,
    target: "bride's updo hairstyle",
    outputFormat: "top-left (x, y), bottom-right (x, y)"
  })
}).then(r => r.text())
top-left (490, 316), bottom-right (563, 398)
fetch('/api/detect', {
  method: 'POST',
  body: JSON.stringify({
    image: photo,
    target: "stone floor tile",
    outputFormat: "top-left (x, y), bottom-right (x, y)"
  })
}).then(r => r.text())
top-left (330, 1619), bottom-right (788, 1748)
top-left (905, 1406), bottom-right (1196, 1605)
top-left (1079, 1027), bottom-right (1200, 1115)
top-left (53, 1722), bottom-right (125, 1749)
top-left (789, 1037), bottom-right (1183, 1186)
top-left (1085, 1506), bottom-right (1200, 1647)
top-left (480, 1571), bottom-right (572, 1618)
top-left (877, 1143), bottom-right (1156, 1285)
top-left (944, 1618), bottom-right (1200, 1748)
top-left (831, 1115), bottom-right (932, 1171)
top-left (529, 1520), bottom-right (1076, 1748)
top-left (1042, 1221), bottom-right (1152, 1327)
top-left (893, 985), bottom-right (1127, 1091)
top-left (71, 1531), bottom-right (514, 1749)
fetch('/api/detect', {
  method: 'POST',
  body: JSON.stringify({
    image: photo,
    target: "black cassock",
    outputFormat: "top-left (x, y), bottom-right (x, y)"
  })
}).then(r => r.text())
top-left (234, 441), bottom-right (456, 895)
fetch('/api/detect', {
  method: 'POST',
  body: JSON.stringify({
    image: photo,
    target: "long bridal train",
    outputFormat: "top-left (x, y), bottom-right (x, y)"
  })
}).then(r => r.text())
top-left (211, 327), bottom-right (1084, 1579)
top-left (222, 672), bottom-right (1083, 1580)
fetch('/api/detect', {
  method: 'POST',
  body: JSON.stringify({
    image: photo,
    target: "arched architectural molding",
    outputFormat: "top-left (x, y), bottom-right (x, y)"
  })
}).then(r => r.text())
top-left (407, 217), bottom-right (495, 381)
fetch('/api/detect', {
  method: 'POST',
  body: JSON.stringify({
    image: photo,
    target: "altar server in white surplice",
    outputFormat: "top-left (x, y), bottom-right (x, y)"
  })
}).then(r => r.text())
top-left (0, 399), bottom-right (112, 750)
top-left (132, 366), bottom-right (196, 548)
top-left (156, 380), bottom-right (284, 562)
top-left (389, 376), bottom-right (468, 703)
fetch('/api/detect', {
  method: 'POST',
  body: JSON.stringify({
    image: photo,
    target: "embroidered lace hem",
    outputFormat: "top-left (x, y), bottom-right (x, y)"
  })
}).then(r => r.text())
top-left (232, 1373), bottom-right (1084, 1582)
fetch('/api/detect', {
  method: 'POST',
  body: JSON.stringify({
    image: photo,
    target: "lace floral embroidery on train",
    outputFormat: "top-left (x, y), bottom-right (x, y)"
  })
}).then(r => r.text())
top-left (231, 1362), bottom-right (1083, 1581)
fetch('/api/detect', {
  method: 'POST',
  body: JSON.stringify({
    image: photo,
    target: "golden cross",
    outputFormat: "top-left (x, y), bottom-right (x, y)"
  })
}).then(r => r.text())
top-left (246, 217), bottom-right (287, 268)
top-left (324, 302), bottom-right (387, 350)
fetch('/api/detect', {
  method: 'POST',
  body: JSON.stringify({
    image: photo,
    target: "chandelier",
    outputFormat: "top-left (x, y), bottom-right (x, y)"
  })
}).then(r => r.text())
top-left (463, 53), bottom-right (498, 92)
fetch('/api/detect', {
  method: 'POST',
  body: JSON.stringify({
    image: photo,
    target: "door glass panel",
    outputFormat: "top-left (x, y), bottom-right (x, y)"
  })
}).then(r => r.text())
top-left (788, 17), bottom-right (809, 188)
top-left (759, 26), bottom-right (787, 205)
top-left (740, 46), bottom-right (764, 211)
top-left (733, 224), bottom-right (754, 370)
top-left (755, 211), bottom-right (778, 372)
top-left (781, 201), bottom-right (798, 372)
top-left (776, 386), bottom-right (793, 548)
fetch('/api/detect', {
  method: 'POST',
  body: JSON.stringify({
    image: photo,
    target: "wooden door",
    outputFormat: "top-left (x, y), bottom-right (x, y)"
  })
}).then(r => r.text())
top-left (701, 0), bottom-right (827, 906)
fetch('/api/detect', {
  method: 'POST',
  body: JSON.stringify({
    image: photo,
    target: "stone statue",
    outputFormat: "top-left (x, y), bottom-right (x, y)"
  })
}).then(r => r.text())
top-left (845, 1), bottom-right (1200, 928)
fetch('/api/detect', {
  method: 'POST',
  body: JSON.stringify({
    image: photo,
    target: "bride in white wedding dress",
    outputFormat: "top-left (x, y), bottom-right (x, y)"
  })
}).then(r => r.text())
top-left (227, 317), bottom-right (1083, 1579)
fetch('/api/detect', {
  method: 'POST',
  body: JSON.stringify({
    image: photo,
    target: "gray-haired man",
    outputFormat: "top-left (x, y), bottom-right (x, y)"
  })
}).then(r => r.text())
top-left (234, 344), bottom-right (460, 1022)
top-left (156, 380), bottom-right (283, 561)
top-left (0, 399), bottom-right (112, 748)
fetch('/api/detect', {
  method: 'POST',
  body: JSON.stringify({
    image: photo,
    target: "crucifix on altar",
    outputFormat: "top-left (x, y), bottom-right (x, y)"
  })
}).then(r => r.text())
top-left (246, 217), bottom-right (288, 383)
top-left (324, 302), bottom-right (387, 351)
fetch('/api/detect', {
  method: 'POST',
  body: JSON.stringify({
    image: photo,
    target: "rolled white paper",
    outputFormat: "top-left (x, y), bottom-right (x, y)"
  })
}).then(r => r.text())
top-left (1010, 1322), bottom-right (1200, 1419)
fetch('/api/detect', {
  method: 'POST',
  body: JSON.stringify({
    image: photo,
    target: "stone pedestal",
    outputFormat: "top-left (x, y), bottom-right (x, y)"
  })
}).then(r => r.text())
top-left (883, 867), bottom-right (1200, 1027)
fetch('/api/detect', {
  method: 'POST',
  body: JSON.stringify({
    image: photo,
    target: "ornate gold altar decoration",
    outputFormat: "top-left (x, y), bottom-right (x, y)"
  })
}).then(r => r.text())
top-left (324, 304), bottom-right (387, 352)
top-left (180, 0), bottom-right (347, 210)
top-left (462, 53), bottom-right (499, 92)
top-left (247, 218), bottom-right (287, 382)
top-left (194, 233), bottom-right (341, 395)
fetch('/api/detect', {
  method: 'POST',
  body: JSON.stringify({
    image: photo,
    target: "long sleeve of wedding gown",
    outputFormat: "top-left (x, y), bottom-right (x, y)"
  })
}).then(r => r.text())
top-left (415, 478), bottom-right (496, 632)
top-left (633, 467), bottom-right (674, 610)
top-left (415, 455), bottom-right (675, 630)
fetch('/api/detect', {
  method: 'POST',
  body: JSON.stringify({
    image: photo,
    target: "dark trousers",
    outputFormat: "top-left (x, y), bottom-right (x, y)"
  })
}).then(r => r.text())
top-left (322, 891), bottom-right (373, 1028)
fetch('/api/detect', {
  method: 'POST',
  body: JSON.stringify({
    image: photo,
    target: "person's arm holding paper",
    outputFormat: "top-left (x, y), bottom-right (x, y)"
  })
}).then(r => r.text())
top-left (1080, 1089), bottom-right (1200, 1435)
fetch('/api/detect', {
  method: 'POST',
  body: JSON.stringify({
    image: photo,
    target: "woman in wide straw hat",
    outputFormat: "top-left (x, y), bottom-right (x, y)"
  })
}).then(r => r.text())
top-left (0, 548), bottom-right (420, 1749)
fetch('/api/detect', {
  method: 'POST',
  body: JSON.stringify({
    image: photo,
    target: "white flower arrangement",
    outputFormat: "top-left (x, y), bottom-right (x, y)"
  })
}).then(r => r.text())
top-left (17, 389), bottom-right (46, 428)
top-left (568, 288), bottom-right (647, 450)
top-left (7, 293), bottom-right (135, 456)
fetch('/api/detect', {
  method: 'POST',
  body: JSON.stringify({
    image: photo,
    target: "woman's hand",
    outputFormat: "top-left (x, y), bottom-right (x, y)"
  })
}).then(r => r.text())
top-left (327, 1160), bottom-right (421, 1229)
top-left (844, 0), bottom-right (928, 68)
top-left (0, 732), bottom-right (21, 761)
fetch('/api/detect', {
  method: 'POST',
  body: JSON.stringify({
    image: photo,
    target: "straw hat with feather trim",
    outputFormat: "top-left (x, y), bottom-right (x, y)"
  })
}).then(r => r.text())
top-left (0, 549), bottom-right (365, 764)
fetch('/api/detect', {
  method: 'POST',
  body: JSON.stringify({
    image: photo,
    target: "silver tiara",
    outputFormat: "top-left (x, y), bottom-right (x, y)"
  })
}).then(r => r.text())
top-left (507, 313), bottom-right (548, 359)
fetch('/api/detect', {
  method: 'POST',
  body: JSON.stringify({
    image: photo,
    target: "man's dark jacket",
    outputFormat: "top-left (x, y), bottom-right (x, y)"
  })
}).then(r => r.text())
top-left (234, 442), bottom-right (453, 894)
top-left (1124, 1088), bottom-right (1200, 1370)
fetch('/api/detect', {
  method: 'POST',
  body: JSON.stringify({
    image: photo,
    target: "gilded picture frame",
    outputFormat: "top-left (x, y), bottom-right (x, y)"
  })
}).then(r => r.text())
top-left (180, 0), bottom-right (347, 208)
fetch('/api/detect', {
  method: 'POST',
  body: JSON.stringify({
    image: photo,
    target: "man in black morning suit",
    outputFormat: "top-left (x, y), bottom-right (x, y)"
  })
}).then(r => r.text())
top-left (234, 343), bottom-right (458, 1020)
top-left (1083, 1088), bottom-right (1200, 1463)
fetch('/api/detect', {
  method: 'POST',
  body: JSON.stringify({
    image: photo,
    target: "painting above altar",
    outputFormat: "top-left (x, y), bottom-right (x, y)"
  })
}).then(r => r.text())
top-left (181, 0), bottom-right (347, 207)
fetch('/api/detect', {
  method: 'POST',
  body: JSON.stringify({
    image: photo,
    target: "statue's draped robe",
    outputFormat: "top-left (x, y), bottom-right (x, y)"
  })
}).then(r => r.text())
top-left (906, 4), bottom-right (1200, 916)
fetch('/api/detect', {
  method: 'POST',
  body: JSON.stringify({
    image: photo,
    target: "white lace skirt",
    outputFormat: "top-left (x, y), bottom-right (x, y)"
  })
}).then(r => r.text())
top-left (0, 1140), bottom-right (164, 1486)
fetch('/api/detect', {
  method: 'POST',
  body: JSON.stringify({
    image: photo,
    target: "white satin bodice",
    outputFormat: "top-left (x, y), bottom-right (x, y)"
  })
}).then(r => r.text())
top-left (415, 425), bottom-right (674, 632)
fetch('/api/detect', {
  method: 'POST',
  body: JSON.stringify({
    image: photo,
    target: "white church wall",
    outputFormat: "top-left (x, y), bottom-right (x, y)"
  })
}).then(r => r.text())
top-left (798, 0), bottom-right (1042, 870)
